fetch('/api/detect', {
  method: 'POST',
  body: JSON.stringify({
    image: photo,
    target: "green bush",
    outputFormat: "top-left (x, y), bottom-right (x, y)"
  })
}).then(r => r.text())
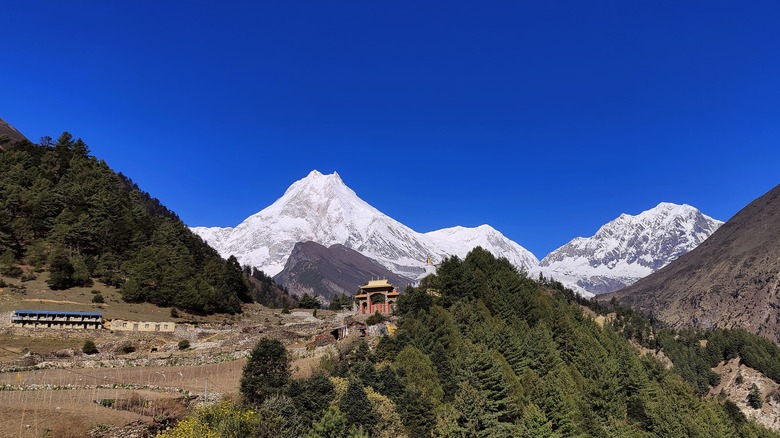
top-left (170, 308), bottom-right (179, 318)
top-left (92, 293), bottom-right (105, 303)
top-left (82, 340), bottom-right (98, 355)
top-left (298, 293), bottom-right (321, 309)
top-left (0, 265), bottom-right (22, 278)
top-left (119, 341), bottom-right (135, 354)
top-left (366, 310), bottom-right (385, 326)
top-left (178, 339), bottom-right (190, 350)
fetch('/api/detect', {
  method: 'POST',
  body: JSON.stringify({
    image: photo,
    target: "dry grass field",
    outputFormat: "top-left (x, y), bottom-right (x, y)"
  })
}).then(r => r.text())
top-left (0, 273), bottom-right (351, 437)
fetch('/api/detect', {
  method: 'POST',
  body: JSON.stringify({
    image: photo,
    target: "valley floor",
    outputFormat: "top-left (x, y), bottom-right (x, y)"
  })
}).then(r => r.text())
top-left (0, 298), bottom-right (350, 437)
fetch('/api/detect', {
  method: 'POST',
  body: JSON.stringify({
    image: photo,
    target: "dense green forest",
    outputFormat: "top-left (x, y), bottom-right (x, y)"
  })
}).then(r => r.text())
top-left (245, 267), bottom-right (299, 309)
top-left (0, 133), bottom-right (253, 313)
top-left (602, 301), bottom-right (780, 399)
top-left (162, 248), bottom-right (780, 437)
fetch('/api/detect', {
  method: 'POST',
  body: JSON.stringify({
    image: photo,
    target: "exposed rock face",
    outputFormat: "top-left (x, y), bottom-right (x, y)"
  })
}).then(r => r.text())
top-left (710, 358), bottom-right (780, 432)
top-left (0, 117), bottom-right (28, 146)
top-left (273, 241), bottom-right (412, 302)
top-left (191, 170), bottom-right (538, 278)
top-left (536, 203), bottom-right (723, 295)
top-left (603, 185), bottom-right (780, 343)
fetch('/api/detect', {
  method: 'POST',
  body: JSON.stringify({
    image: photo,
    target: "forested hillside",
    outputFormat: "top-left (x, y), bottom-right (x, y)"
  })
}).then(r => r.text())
top-left (163, 248), bottom-right (779, 437)
top-left (0, 133), bottom-right (250, 313)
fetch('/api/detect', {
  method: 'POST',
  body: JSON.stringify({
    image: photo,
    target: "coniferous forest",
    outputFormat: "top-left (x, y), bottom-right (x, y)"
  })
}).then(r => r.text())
top-left (162, 248), bottom-right (780, 437)
top-left (0, 133), bottom-right (253, 313)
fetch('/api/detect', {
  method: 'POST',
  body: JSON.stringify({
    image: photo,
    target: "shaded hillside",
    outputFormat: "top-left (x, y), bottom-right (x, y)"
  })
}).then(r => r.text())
top-left (0, 118), bottom-right (28, 146)
top-left (604, 184), bottom-right (780, 343)
top-left (0, 132), bottom-right (250, 313)
top-left (273, 241), bottom-right (411, 302)
top-left (244, 267), bottom-right (297, 309)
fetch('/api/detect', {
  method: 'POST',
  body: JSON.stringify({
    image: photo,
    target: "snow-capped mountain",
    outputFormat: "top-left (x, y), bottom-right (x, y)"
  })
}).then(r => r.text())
top-left (191, 170), bottom-right (539, 278)
top-left (534, 202), bottom-right (723, 295)
top-left (424, 225), bottom-right (539, 271)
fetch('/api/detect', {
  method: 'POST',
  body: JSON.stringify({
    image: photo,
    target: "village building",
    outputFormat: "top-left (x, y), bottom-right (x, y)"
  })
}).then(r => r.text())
top-left (329, 319), bottom-right (368, 342)
top-left (11, 309), bottom-right (103, 330)
top-left (353, 279), bottom-right (399, 315)
top-left (107, 319), bottom-right (175, 332)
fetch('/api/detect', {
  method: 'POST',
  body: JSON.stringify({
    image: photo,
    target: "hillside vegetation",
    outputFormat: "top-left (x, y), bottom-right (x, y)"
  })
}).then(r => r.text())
top-left (0, 133), bottom-right (251, 313)
top-left (164, 248), bottom-right (778, 437)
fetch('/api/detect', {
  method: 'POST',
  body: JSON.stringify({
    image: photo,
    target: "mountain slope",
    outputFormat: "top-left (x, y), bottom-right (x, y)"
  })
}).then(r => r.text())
top-left (272, 241), bottom-right (412, 301)
top-left (191, 170), bottom-right (539, 277)
top-left (603, 184), bottom-right (780, 343)
top-left (0, 131), bottom-right (250, 314)
top-left (536, 203), bottom-right (723, 295)
top-left (0, 117), bottom-right (28, 145)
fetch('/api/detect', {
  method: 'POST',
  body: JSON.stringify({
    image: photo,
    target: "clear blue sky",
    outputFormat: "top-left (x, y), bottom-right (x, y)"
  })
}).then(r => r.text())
top-left (4, 1), bottom-right (779, 258)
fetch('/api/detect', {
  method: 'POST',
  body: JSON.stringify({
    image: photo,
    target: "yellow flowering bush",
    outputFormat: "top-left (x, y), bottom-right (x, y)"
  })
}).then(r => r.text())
top-left (157, 401), bottom-right (267, 438)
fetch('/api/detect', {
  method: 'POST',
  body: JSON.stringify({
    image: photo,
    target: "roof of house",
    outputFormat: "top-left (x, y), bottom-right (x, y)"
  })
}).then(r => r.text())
top-left (359, 279), bottom-right (395, 290)
top-left (14, 309), bottom-right (103, 317)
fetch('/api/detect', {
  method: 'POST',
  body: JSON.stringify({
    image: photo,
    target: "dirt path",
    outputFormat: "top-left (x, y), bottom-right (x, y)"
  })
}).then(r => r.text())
top-left (22, 298), bottom-right (82, 305)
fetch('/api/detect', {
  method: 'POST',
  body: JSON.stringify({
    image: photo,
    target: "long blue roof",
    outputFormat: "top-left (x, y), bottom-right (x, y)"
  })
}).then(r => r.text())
top-left (14, 309), bottom-right (102, 317)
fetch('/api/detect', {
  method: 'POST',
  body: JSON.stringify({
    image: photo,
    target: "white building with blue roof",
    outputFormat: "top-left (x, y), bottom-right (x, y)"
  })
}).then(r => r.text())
top-left (11, 309), bottom-right (103, 330)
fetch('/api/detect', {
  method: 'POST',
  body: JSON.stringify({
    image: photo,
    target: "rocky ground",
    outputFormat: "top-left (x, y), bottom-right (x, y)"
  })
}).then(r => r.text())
top-left (0, 304), bottom-right (360, 437)
top-left (710, 358), bottom-right (780, 432)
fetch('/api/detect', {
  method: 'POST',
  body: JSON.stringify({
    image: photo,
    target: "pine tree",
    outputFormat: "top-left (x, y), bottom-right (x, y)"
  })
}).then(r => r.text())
top-left (394, 345), bottom-right (444, 407)
top-left (306, 405), bottom-right (349, 438)
top-left (47, 247), bottom-right (75, 289)
top-left (339, 379), bottom-right (376, 432)
top-left (241, 339), bottom-right (290, 406)
top-left (398, 388), bottom-right (436, 438)
top-left (465, 344), bottom-right (516, 425)
top-left (287, 371), bottom-right (335, 427)
top-left (518, 404), bottom-right (560, 438)
top-left (747, 383), bottom-right (763, 409)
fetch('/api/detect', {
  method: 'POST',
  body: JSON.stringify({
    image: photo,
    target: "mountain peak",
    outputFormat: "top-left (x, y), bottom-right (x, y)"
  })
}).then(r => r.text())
top-left (536, 202), bottom-right (722, 295)
top-left (304, 169), bottom-right (342, 182)
top-left (191, 170), bottom-right (539, 278)
top-left (282, 170), bottom-right (352, 199)
top-left (646, 202), bottom-right (698, 216)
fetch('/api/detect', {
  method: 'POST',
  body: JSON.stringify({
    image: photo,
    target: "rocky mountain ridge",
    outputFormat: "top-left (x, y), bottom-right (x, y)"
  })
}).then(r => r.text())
top-left (534, 203), bottom-right (723, 295)
top-left (272, 241), bottom-right (412, 301)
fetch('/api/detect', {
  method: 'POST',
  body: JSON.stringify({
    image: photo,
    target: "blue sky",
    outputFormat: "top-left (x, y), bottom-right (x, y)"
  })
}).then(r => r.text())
top-left (4, 1), bottom-right (779, 258)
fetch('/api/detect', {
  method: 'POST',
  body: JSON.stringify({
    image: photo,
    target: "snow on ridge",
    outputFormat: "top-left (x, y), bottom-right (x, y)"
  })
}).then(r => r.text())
top-left (190, 171), bottom-right (720, 299)
top-left (536, 202), bottom-right (723, 295)
top-left (190, 170), bottom-right (538, 279)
